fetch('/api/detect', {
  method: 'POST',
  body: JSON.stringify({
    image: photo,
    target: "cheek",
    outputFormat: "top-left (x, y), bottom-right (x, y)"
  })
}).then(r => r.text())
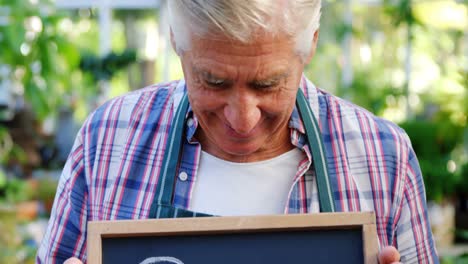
top-left (267, 88), bottom-right (297, 111)
top-left (260, 97), bottom-right (295, 127)
top-left (188, 87), bottom-right (225, 117)
top-left (263, 91), bottom-right (297, 123)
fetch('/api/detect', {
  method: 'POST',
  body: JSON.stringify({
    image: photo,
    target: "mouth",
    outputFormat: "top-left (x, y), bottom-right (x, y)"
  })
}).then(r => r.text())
top-left (223, 123), bottom-right (258, 140)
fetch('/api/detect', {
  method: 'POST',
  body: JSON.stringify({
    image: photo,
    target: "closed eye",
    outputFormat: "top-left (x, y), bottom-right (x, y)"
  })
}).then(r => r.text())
top-left (250, 79), bottom-right (281, 90)
top-left (205, 78), bottom-right (225, 86)
top-left (201, 72), bottom-right (230, 88)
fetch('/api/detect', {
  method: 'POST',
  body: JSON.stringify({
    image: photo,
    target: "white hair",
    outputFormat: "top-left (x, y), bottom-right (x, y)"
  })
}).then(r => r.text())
top-left (167, 0), bottom-right (321, 60)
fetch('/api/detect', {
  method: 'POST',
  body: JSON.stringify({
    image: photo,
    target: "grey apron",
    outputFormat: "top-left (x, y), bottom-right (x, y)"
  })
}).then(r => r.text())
top-left (149, 89), bottom-right (335, 218)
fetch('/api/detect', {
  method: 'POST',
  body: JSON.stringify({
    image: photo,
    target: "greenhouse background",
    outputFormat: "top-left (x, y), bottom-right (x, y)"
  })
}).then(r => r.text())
top-left (0, 0), bottom-right (467, 263)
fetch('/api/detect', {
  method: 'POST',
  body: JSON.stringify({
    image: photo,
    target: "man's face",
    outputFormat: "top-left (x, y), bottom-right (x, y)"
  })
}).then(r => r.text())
top-left (180, 33), bottom-right (306, 162)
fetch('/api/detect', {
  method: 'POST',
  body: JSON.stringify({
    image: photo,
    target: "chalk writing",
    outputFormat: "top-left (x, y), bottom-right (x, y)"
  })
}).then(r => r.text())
top-left (138, 256), bottom-right (185, 264)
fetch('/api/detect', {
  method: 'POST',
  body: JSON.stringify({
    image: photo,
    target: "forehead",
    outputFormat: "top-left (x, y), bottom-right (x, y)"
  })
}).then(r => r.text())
top-left (184, 33), bottom-right (299, 77)
top-left (189, 34), bottom-right (295, 57)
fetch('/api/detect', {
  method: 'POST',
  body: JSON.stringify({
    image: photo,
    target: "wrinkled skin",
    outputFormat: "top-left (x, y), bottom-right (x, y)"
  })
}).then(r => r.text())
top-left (180, 33), bottom-right (307, 162)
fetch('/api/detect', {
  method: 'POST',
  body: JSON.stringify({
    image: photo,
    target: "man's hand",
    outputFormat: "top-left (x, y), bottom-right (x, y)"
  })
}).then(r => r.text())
top-left (378, 246), bottom-right (402, 264)
top-left (64, 257), bottom-right (83, 264)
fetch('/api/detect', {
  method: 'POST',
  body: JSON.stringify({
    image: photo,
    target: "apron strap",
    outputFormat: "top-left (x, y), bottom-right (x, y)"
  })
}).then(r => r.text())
top-left (149, 89), bottom-right (335, 218)
top-left (149, 94), bottom-right (190, 218)
top-left (152, 204), bottom-right (213, 218)
top-left (296, 89), bottom-right (336, 213)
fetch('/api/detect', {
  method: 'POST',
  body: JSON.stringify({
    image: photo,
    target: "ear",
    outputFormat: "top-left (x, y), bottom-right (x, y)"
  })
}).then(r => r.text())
top-left (304, 30), bottom-right (319, 65)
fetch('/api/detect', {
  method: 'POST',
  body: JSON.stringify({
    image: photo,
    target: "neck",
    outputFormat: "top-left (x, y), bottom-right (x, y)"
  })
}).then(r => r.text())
top-left (196, 126), bottom-right (294, 163)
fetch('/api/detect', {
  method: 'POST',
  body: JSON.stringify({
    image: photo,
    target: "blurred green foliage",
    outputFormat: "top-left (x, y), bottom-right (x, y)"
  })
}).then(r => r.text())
top-left (309, 0), bottom-right (467, 204)
top-left (0, 0), bottom-right (82, 121)
top-left (459, 163), bottom-right (468, 194)
top-left (80, 49), bottom-right (137, 81)
top-left (383, 0), bottom-right (422, 27)
top-left (0, 177), bottom-right (33, 204)
top-left (441, 251), bottom-right (468, 264)
top-left (400, 119), bottom-right (465, 202)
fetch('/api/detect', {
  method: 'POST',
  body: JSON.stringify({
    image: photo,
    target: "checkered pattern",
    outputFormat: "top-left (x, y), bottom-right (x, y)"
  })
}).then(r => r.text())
top-left (37, 76), bottom-right (438, 263)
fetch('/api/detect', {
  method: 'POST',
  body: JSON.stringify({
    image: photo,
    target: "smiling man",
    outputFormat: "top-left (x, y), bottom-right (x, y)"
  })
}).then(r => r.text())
top-left (184, 34), bottom-right (301, 162)
top-left (37, 1), bottom-right (438, 263)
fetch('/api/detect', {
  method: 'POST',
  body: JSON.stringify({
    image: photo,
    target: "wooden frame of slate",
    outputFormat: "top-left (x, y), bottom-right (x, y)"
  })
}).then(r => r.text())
top-left (88, 212), bottom-right (378, 264)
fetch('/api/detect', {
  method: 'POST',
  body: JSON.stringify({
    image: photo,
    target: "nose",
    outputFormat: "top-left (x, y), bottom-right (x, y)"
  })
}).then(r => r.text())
top-left (224, 88), bottom-right (261, 135)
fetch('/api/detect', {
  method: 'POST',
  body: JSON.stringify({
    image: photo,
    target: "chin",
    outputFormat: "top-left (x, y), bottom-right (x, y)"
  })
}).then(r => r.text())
top-left (221, 143), bottom-right (260, 157)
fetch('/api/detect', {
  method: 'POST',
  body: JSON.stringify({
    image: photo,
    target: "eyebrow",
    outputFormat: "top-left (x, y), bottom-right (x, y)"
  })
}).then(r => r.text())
top-left (191, 67), bottom-right (221, 83)
top-left (192, 66), bottom-right (290, 85)
top-left (249, 72), bottom-right (290, 86)
top-left (201, 71), bottom-right (225, 81)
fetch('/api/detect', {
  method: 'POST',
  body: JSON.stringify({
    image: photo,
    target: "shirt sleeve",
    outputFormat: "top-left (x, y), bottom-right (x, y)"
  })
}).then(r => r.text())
top-left (36, 131), bottom-right (89, 263)
top-left (396, 143), bottom-right (439, 263)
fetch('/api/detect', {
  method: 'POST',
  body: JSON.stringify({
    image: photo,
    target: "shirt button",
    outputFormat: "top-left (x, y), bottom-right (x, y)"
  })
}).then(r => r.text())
top-left (178, 171), bottom-right (188, 181)
top-left (187, 118), bottom-right (194, 127)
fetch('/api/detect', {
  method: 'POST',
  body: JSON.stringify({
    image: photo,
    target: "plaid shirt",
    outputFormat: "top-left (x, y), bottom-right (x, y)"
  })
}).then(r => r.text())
top-left (37, 76), bottom-right (438, 263)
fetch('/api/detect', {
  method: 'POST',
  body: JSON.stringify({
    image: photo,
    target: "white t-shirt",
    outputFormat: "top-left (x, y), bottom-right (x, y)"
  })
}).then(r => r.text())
top-left (189, 148), bottom-right (304, 216)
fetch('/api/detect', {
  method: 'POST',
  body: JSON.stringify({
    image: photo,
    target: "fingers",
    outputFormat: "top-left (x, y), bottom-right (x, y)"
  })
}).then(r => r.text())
top-left (378, 246), bottom-right (401, 264)
top-left (64, 257), bottom-right (83, 264)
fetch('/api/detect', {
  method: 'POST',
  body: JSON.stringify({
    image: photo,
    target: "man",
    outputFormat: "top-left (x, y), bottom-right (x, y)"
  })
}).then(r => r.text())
top-left (37, 1), bottom-right (438, 263)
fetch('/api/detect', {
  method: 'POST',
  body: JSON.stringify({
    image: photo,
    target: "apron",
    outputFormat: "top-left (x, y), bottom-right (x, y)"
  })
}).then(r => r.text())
top-left (149, 89), bottom-right (335, 218)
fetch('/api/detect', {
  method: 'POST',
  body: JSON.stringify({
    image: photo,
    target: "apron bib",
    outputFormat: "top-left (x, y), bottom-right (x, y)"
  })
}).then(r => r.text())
top-left (149, 89), bottom-right (335, 218)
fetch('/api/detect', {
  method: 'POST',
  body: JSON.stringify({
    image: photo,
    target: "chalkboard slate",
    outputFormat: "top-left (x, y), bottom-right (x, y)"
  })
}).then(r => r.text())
top-left (103, 228), bottom-right (363, 263)
top-left (88, 212), bottom-right (378, 264)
